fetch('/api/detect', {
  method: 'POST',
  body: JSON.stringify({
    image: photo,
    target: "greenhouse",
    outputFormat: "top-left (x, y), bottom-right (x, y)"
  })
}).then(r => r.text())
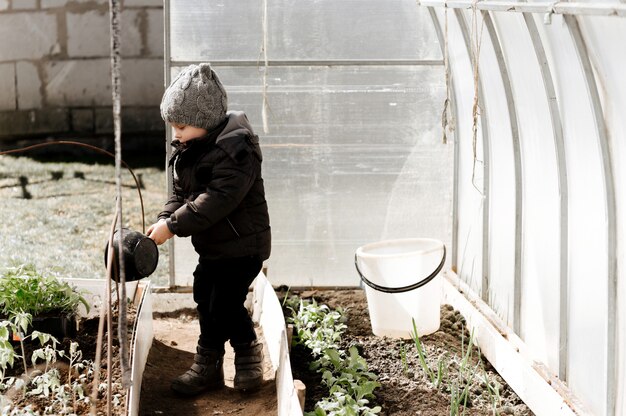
top-left (0, 0), bottom-right (625, 415)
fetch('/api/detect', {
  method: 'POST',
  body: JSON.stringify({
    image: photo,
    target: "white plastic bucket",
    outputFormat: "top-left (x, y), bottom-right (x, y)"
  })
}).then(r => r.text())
top-left (355, 238), bottom-right (446, 339)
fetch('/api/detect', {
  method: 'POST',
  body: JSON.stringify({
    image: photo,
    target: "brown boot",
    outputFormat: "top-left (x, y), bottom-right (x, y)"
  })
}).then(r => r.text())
top-left (232, 339), bottom-right (264, 391)
top-left (171, 345), bottom-right (224, 396)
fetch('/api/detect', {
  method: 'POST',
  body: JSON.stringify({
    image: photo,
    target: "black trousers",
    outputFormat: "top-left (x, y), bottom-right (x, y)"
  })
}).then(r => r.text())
top-left (193, 255), bottom-right (262, 351)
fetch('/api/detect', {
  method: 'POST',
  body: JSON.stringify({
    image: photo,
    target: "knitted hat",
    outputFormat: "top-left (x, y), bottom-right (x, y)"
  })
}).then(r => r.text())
top-left (160, 63), bottom-right (228, 131)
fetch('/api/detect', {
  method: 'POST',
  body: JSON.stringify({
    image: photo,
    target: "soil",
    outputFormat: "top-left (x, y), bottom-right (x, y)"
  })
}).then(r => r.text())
top-left (3, 289), bottom-right (536, 416)
top-left (281, 289), bottom-right (535, 416)
top-left (4, 303), bottom-right (137, 415)
top-left (139, 310), bottom-right (277, 416)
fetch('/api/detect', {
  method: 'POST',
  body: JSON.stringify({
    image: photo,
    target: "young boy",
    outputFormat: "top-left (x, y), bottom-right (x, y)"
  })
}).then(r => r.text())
top-left (147, 63), bottom-right (271, 396)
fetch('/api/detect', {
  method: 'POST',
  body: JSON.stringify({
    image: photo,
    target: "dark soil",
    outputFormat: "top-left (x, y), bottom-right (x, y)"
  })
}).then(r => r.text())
top-left (282, 289), bottom-right (534, 416)
top-left (139, 310), bottom-right (278, 416)
top-left (4, 303), bottom-right (136, 415)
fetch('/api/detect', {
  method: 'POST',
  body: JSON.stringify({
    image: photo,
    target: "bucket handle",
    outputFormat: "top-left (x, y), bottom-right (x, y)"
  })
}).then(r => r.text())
top-left (354, 245), bottom-right (446, 294)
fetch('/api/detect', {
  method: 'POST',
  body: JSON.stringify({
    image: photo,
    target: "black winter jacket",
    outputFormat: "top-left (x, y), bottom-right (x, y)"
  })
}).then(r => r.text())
top-left (158, 111), bottom-right (271, 260)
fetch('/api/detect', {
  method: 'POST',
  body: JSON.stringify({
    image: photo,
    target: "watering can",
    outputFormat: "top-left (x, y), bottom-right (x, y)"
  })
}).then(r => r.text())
top-left (104, 228), bottom-right (158, 282)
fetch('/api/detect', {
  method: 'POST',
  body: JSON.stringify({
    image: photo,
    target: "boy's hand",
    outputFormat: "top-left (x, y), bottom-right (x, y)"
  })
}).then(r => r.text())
top-left (147, 219), bottom-right (174, 245)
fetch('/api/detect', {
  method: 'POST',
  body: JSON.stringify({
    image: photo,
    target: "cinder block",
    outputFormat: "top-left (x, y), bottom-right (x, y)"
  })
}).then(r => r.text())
top-left (44, 0), bottom-right (106, 7)
top-left (41, 0), bottom-right (68, 8)
top-left (122, 107), bottom-right (163, 132)
top-left (0, 13), bottom-right (58, 61)
top-left (124, 0), bottom-right (162, 7)
top-left (121, 59), bottom-right (163, 106)
top-left (0, 63), bottom-right (16, 111)
top-left (45, 59), bottom-right (111, 106)
top-left (67, 11), bottom-right (109, 57)
top-left (121, 9), bottom-right (143, 56)
top-left (0, 109), bottom-right (69, 138)
top-left (146, 8), bottom-right (163, 57)
top-left (71, 108), bottom-right (94, 132)
top-left (67, 10), bottom-right (142, 58)
top-left (16, 61), bottom-right (42, 110)
top-left (12, 0), bottom-right (37, 9)
top-left (95, 106), bottom-right (163, 134)
top-left (94, 108), bottom-right (113, 134)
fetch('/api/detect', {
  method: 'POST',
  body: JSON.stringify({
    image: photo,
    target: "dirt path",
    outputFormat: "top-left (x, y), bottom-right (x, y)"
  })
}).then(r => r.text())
top-left (139, 313), bottom-right (277, 416)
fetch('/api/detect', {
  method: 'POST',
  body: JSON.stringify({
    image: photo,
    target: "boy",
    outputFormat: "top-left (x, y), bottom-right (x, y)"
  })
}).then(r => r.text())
top-left (147, 63), bottom-right (271, 396)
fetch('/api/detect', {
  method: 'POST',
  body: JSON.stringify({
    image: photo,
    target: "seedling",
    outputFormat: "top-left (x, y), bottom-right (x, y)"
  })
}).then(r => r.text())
top-left (0, 264), bottom-right (89, 318)
top-left (286, 295), bottom-right (380, 416)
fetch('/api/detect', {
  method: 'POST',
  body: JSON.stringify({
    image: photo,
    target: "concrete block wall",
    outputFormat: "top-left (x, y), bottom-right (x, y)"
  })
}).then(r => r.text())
top-left (0, 0), bottom-right (164, 142)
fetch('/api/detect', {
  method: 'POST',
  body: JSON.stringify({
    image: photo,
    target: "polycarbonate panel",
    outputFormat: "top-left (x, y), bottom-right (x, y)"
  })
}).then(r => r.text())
top-left (169, 0), bottom-right (441, 62)
top-left (458, 9), bottom-right (517, 325)
top-left (491, 13), bottom-right (561, 373)
top-left (255, 67), bottom-right (451, 287)
top-left (431, 8), bottom-right (484, 294)
top-left (527, 13), bottom-right (610, 415)
top-left (171, 64), bottom-right (452, 287)
top-left (577, 15), bottom-right (626, 416)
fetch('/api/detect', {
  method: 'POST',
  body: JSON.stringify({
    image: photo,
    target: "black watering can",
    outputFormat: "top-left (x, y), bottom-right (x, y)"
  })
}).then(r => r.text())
top-left (104, 228), bottom-right (158, 282)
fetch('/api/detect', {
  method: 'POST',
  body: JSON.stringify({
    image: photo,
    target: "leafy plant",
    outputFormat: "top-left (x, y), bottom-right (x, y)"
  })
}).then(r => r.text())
top-left (288, 297), bottom-right (347, 357)
top-left (0, 265), bottom-right (103, 415)
top-left (0, 264), bottom-right (89, 318)
top-left (0, 319), bottom-right (98, 415)
top-left (286, 295), bottom-right (381, 416)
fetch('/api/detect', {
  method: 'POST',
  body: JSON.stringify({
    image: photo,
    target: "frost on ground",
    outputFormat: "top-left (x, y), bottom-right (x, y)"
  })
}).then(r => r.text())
top-left (0, 155), bottom-right (170, 286)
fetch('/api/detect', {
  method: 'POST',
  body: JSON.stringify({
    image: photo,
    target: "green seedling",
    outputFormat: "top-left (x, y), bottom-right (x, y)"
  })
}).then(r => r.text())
top-left (411, 318), bottom-right (439, 387)
top-left (400, 343), bottom-right (409, 376)
top-left (0, 264), bottom-right (90, 318)
top-left (288, 294), bottom-right (380, 416)
top-left (448, 328), bottom-right (481, 416)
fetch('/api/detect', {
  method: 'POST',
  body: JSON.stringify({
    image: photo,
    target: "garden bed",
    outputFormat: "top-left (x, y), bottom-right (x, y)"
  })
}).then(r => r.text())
top-left (1, 278), bottom-right (152, 416)
top-left (280, 288), bottom-right (534, 416)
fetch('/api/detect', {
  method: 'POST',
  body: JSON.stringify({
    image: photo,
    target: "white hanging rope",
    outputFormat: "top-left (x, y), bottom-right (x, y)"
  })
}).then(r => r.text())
top-left (441, 1), bottom-right (454, 144)
top-left (470, 0), bottom-right (485, 195)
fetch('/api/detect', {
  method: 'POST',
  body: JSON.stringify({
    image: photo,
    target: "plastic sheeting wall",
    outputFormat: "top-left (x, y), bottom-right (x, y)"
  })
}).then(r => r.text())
top-left (165, 0), bottom-right (453, 287)
top-left (425, 2), bottom-right (625, 415)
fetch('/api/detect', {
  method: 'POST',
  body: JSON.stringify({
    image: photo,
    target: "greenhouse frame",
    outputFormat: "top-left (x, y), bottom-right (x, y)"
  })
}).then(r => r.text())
top-left (161, 1), bottom-right (625, 415)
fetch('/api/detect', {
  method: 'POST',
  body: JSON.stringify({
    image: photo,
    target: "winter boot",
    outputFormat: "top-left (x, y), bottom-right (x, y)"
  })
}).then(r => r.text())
top-left (233, 339), bottom-right (264, 391)
top-left (171, 345), bottom-right (224, 396)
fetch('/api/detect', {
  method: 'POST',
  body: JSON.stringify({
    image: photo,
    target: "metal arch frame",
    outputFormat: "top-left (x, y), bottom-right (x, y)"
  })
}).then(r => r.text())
top-left (452, 8), bottom-right (491, 303)
top-left (422, 2), bottom-right (617, 411)
top-left (481, 11), bottom-right (523, 334)
top-left (564, 16), bottom-right (618, 416)
top-left (418, 1), bottom-right (626, 17)
top-left (426, 7), bottom-right (461, 273)
top-left (169, 59), bottom-right (444, 67)
top-left (163, 0), bottom-right (176, 288)
top-left (427, 7), bottom-right (469, 280)
top-left (522, 11), bottom-right (570, 382)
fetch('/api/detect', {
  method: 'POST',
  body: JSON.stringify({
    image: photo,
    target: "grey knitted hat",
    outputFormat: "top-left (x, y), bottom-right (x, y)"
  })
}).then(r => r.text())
top-left (160, 63), bottom-right (228, 131)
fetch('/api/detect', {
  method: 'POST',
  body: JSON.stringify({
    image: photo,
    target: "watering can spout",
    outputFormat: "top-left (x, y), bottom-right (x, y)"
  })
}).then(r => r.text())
top-left (104, 228), bottom-right (159, 282)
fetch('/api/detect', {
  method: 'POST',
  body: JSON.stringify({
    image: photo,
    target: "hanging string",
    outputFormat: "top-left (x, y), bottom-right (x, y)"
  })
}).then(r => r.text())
top-left (470, 0), bottom-right (485, 195)
top-left (441, 1), bottom-right (454, 144)
top-left (260, 0), bottom-right (270, 134)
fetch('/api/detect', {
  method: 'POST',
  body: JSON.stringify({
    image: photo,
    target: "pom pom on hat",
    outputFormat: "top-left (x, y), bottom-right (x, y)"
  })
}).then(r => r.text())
top-left (160, 63), bottom-right (228, 131)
